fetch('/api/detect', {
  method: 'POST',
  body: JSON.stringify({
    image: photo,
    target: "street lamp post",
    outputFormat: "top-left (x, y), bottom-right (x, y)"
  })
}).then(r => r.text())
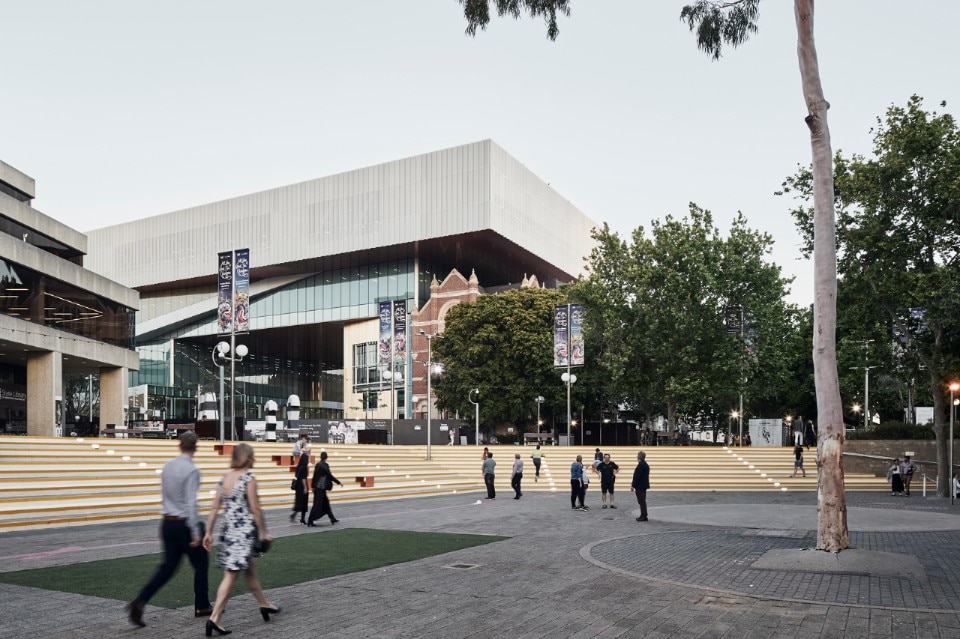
top-left (383, 369), bottom-right (402, 445)
top-left (535, 395), bottom-right (545, 442)
top-left (730, 410), bottom-right (739, 446)
top-left (213, 341), bottom-right (248, 443)
top-left (950, 381), bottom-right (959, 505)
top-left (469, 388), bottom-right (480, 446)
top-left (561, 372), bottom-right (577, 446)
top-left (419, 330), bottom-right (437, 460)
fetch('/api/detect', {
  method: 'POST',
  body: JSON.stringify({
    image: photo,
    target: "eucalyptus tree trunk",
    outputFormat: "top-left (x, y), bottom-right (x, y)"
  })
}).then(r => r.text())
top-left (796, 0), bottom-right (849, 552)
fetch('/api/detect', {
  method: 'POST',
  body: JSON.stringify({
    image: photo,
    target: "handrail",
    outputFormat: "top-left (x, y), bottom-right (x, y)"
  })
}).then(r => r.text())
top-left (843, 451), bottom-right (936, 465)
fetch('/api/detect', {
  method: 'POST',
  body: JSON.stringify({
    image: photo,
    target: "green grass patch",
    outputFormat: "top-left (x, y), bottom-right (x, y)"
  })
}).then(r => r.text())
top-left (0, 528), bottom-right (507, 609)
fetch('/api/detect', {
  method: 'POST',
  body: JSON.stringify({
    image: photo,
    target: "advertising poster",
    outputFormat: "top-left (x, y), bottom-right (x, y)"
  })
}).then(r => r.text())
top-left (378, 301), bottom-right (392, 368)
top-left (554, 304), bottom-right (569, 367)
top-left (393, 300), bottom-right (407, 365)
top-left (217, 251), bottom-right (233, 333)
top-left (233, 248), bottom-right (250, 332)
top-left (570, 304), bottom-right (585, 366)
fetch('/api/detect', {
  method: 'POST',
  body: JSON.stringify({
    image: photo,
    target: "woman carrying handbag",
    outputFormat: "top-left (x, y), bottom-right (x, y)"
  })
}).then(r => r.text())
top-left (202, 444), bottom-right (281, 636)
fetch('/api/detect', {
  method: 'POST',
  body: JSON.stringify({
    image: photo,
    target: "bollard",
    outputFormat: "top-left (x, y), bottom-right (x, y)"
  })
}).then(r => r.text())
top-left (922, 475), bottom-right (926, 498)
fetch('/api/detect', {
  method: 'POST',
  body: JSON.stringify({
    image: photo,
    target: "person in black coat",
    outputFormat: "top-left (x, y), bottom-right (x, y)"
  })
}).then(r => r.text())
top-left (631, 451), bottom-right (650, 522)
top-left (289, 448), bottom-right (311, 524)
top-left (307, 451), bottom-right (342, 526)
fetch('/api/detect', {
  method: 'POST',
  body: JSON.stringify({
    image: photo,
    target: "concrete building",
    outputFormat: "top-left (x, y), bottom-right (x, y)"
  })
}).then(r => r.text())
top-left (0, 160), bottom-right (139, 436)
top-left (86, 140), bottom-right (596, 431)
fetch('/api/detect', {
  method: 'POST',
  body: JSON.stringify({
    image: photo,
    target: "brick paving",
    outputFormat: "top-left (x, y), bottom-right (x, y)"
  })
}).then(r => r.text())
top-left (0, 488), bottom-right (959, 638)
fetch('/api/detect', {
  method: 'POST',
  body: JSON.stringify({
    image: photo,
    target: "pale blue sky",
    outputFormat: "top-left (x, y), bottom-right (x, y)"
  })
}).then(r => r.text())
top-left (3, 1), bottom-right (957, 305)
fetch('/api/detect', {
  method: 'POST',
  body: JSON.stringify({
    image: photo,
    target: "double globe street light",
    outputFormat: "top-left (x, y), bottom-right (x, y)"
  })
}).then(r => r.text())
top-left (213, 341), bottom-right (248, 443)
top-left (561, 372), bottom-right (577, 446)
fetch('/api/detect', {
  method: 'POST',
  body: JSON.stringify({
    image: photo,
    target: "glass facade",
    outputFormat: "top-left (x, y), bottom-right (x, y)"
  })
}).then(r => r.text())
top-left (0, 256), bottom-right (134, 348)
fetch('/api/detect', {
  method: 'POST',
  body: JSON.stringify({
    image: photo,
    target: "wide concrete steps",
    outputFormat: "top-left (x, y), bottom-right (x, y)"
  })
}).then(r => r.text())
top-left (0, 438), bottom-right (887, 531)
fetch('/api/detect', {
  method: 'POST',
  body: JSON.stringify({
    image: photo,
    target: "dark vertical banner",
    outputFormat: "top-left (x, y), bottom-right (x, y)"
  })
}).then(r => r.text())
top-left (378, 301), bottom-right (392, 368)
top-left (570, 304), bottom-right (585, 366)
top-left (217, 251), bottom-right (233, 334)
top-left (393, 300), bottom-right (407, 366)
top-left (233, 248), bottom-right (250, 332)
top-left (554, 304), bottom-right (569, 367)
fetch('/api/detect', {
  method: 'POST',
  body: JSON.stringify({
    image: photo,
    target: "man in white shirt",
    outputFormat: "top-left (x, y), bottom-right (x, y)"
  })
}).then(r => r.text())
top-left (511, 453), bottom-right (524, 499)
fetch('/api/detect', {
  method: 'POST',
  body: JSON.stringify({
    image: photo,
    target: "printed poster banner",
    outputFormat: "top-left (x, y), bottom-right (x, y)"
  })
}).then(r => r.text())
top-left (554, 304), bottom-right (569, 367)
top-left (393, 300), bottom-right (407, 366)
top-left (570, 304), bottom-right (585, 366)
top-left (217, 251), bottom-right (233, 334)
top-left (233, 248), bottom-right (250, 332)
top-left (378, 301), bottom-right (392, 368)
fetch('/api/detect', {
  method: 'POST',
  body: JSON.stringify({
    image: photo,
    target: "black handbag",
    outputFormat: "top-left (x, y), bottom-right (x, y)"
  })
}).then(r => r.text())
top-left (253, 537), bottom-right (271, 555)
top-left (290, 478), bottom-right (298, 491)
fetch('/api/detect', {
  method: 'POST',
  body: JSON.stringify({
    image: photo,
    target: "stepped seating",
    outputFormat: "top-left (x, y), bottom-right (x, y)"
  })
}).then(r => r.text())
top-left (0, 438), bottom-right (887, 531)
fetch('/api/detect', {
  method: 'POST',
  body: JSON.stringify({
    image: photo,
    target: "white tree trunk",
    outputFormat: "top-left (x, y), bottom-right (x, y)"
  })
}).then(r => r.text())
top-left (795, 0), bottom-right (849, 552)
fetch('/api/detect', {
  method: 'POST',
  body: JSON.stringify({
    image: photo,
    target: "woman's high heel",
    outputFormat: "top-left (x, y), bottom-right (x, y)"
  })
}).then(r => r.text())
top-left (205, 619), bottom-right (232, 636)
top-left (260, 605), bottom-right (282, 622)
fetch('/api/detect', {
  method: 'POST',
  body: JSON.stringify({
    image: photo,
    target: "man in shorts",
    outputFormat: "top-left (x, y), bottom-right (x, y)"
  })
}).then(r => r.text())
top-left (791, 444), bottom-right (806, 478)
top-left (596, 453), bottom-right (620, 509)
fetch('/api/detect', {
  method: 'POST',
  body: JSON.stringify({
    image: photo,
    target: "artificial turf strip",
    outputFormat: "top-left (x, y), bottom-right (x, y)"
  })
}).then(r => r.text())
top-left (0, 528), bottom-right (507, 609)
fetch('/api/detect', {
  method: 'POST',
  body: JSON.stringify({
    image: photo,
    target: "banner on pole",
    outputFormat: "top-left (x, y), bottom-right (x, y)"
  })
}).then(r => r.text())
top-left (234, 248), bottom-right (250, 332)
top-left (554, 305), bottom-right (569, 367)
top-left (393, 300), bottom-right (407, 366)
top-left (570, 304), bottom-right (585, 366)
top-left (217, 251), bottom-right (233, 334)
top-left (378, 301), bottom-right (392, 368)
top-left (724, 306), bottom-right (742, 334)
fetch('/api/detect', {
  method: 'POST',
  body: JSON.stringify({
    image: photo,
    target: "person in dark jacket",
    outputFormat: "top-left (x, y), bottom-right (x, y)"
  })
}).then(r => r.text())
top-left (307, 451), bottom-right (342, 526)
top-left (631, 450), bottom-right (650, 522)
top-left (289, 447), bottom-right (311, 524)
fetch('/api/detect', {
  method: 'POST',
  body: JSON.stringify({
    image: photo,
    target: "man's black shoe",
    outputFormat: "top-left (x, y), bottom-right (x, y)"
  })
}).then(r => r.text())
top-left (127, 599), bottom-right (146, 627)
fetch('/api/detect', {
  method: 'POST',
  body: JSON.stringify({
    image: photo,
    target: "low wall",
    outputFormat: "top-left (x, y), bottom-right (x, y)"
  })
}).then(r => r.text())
top-left (843, 440), bottom-right (953, 477)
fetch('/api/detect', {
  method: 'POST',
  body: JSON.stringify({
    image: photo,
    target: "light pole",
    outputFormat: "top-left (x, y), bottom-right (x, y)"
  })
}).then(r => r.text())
top-left (950, 381), bottom-right (959, 504)
top-left (535, 395), bottom-right (545, 442)
top-left (383, 369), bottom-right (402, 445)
top-left (419, 330), bottom-right (437, 460)
top-left (469, 388), bottom-right (480, 446)
top-left (852, 403), bottom-right (862, 429)
top-left (213, 341), bottom-right (248, 443)
top-left (730, 410), bottom-right (739, 446)
top-left (561, 372), bottom-right (577, 445)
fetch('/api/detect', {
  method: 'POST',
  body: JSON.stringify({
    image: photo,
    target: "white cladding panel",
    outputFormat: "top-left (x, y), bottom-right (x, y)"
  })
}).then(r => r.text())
top-left (86, 141), bottom-right (595, 288)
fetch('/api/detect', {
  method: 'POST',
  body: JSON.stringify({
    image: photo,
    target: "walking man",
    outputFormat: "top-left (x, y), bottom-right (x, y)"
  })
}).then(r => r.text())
top-left (511, 453), bottom-right (523, 499)
top-left (901, 455), bottom-right (917, 496)
top-left (597, 453), bottom-right (620, 509)
top-left (631, 450), bottom-right (650, 522)
top-left (127, 432), bottom-right (211, 627)
top-left (570, 454), bottom-right (586, 511)
top-left (791, 443), bottom-right (806, 478)
top-left (483, 451), bottom-right (496, 499)
top-left (792, 417), bottom-right (804, 446)
top-left (531, 444), bottom-right (544, 482)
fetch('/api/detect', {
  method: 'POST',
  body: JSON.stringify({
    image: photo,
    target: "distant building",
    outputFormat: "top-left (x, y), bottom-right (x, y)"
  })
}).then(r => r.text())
top-left (0, 160), bottom-right (139, 435)
top-left (86, 140), bottom-right (595, 428)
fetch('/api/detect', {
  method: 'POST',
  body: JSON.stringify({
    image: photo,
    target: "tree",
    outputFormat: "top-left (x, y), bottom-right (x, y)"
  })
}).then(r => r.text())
top-left (431, 287), bottom-right (578, 436)
top-left (782, 96), bottom-right (960, 495)
top-left (570, 206), bottom-right (794, 437)
top-left (459, 0), bottom-right (848, 551)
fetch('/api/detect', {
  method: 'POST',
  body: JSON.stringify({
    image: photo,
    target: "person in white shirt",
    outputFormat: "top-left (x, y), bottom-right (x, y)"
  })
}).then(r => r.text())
top-left (511, 454), bottom-right (524, 499)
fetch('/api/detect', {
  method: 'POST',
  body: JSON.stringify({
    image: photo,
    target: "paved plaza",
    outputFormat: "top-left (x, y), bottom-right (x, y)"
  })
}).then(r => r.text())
top-left (1, 483), bottom-right (959, 638)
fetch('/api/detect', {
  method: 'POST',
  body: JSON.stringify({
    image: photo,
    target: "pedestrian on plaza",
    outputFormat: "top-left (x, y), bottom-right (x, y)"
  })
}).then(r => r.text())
top-left (594, 447), bottom-right (603, 462)
top-left (900, 456), bottom-right (917, 496)
top-left (291, 432), bottom-right (308, 458)
top-left (887, 458), bottom-right (904, 496)
top-left (483, 452), bottom-right (496, 499)
top-left (481, 446), bottom-right (490, 460)
top-left (511, 453), bottom-right (523, 499)
top-left (631, 450), bottom-right (650, 522)
top-left (791, 444), bottom-right (806, 478)
top-left (307, 451), bottom-right (342, 525)
top-left (792, 417), bottom-right (804, 446)
top-left (531, 444), bottom-right (544, 482)
top-left (953, 471), bottom-right (960, 499)
top-left (289, 446), bottom-right (311, 524)
top-left (127, 431), bottom-right (211, 628)
top-left (570, 455), bottom-right (586, 511)
top-left (202, 443), bottom-right (281, 636)
top-left (597, 453), bottom-right (620, 509)
top-left (804, 419), bottom-right (817, 449)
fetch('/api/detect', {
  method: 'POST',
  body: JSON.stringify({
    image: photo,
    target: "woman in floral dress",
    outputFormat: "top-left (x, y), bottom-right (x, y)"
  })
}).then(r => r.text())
top-left (202, 444), bottom-right (280, 635)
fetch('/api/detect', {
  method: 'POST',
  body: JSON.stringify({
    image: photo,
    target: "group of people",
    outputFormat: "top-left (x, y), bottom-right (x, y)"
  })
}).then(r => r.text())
top-left (127, 432), bottom-right (280, 636)
top-left (568, 449), bottom-right (649, 520)
top-left (290, 433), bottom-right (342, 526)
top-left (887, 455), bottom-right (917, 496)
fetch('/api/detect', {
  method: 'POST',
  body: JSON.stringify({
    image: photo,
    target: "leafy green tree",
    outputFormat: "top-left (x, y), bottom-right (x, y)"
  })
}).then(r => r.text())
top-left (782, 96), bottom-right (960, 495)
top-left (431, 287), bottom-right (582, 437)
top-left (459, 0), bottom-right (848, 551)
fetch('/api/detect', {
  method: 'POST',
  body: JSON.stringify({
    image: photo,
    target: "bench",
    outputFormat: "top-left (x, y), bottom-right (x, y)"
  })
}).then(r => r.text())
top-left (99, 427), bottom-right (143, 438)
top-left (272, 454), bottom-right (316, 469)
top-left (355, 476), bottom-right (375, 488)
top-left (214, 444), bottom-right (235, 456)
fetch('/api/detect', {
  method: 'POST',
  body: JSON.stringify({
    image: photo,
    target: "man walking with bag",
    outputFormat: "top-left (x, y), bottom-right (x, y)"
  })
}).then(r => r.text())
top-left (483, 452), bottom-right (496, 499)
top-left (511, 453), bottom-right (523, 499)
top-left (631, 450), bottom-right (650, 522)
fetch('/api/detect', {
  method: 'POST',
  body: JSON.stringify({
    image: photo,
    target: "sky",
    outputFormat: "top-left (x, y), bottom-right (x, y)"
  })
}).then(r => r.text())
top-left (2, 0), bottom-right (958, 306)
